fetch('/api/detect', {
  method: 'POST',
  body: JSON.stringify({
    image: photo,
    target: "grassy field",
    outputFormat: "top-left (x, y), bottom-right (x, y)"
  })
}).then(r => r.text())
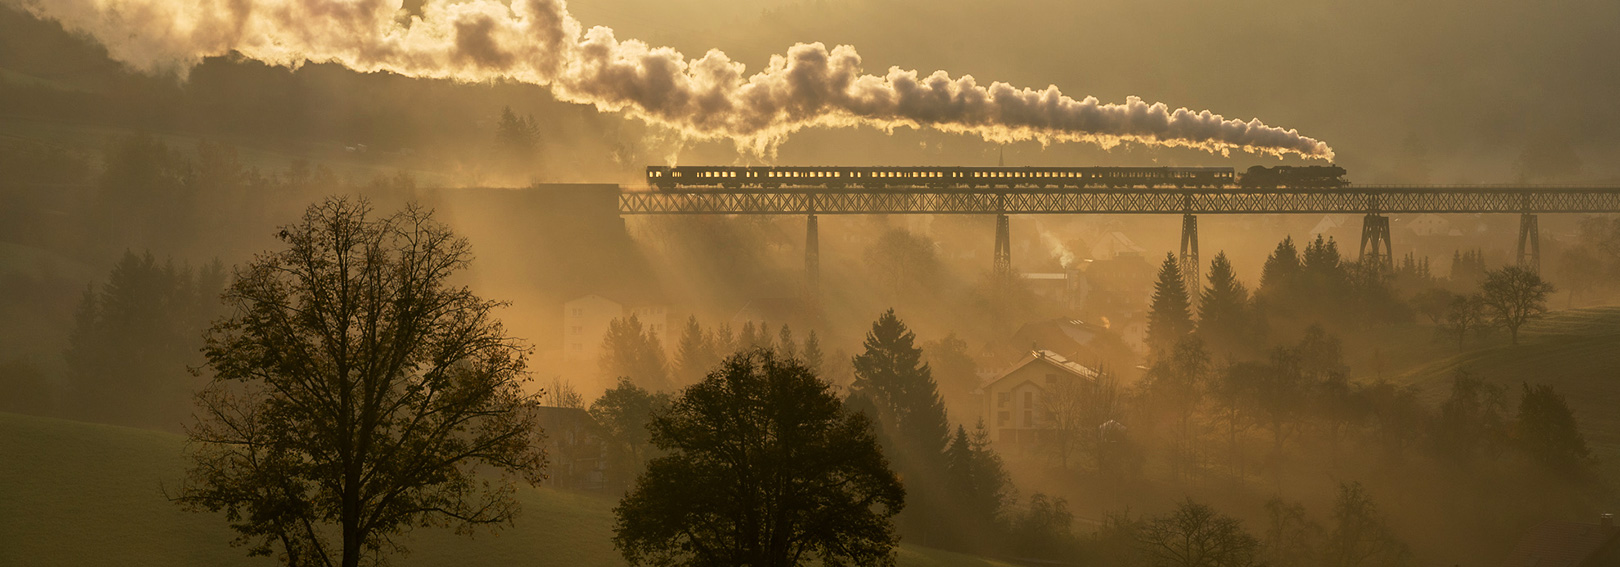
top-left (0, 411), bottom-right (1015, 567)
top-left (1390, 306), bottom-right (1620, 464)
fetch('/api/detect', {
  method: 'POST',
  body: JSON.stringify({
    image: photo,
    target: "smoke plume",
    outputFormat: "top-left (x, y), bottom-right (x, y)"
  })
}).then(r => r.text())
top-left (9, 0), bottom-right (1335, 159)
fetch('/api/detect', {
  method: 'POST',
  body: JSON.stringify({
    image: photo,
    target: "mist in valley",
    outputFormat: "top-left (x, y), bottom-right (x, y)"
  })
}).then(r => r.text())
top-left (2, 0), bottom-right (1620, 566)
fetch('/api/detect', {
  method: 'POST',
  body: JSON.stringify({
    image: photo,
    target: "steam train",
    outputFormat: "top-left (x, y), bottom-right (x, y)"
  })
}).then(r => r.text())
top-left (645, 165), bottom-right (1348, 189)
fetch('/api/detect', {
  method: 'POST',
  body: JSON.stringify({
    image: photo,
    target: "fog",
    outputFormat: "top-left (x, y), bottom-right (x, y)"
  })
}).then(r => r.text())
top-left (2, 0), bottom-right (1619, 566)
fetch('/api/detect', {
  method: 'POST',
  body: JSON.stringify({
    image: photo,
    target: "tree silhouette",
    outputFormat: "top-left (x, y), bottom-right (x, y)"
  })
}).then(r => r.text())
top-left (590, 378), bottom-right (673, 489)
top-left (1515, 383), bottom-right (1593, 477)
top-left (1479, 266), bottom-right (1554, 345)
top-left (601, 314), bottom-right (670, 391)
top-left (613, 349), bottom-right (904, 567)
top-left (849, 309), bottom-right (951, 543)
top-left (175, 198), bottom-right (545, 567)
top-left (1137, 499), bottom-right (1262, 567)
top-left (1147, 253), bottom-right (1194, 358)
top-left (1198, 252), bottom-right (1255, 359)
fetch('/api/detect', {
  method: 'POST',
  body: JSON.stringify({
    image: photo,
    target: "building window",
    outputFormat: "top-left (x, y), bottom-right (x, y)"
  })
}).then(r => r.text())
top-left (998, 392), bottom-right (1010, 408)
top-left (1046, 373), bottom-right (1059, 384)
top-left (997, 411), bottom-right (1009, 426)
top-left (571, 343), bottom-right (582, 352)
top-left (571, 308), bottom-right (582, 317)
top-left (1023, 410), bottom-right (1033, 428)
top-left (571, 326), bottom-right (582, 335)
top-left (1023, 391), bottom-right (1033, 408)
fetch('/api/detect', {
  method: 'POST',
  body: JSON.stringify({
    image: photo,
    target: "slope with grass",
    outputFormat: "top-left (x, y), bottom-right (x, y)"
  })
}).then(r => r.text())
top-left (1392, 306), bottom-right (1620, 463)
top-left (0, 411), bottom-right (1015, 567)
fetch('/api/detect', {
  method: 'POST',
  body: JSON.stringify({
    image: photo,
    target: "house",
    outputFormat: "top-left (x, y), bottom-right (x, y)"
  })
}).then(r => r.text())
top-left (534, 406), bottom-right (608, 491)
top-left (1009, 317), bottom-right (1135, 370)
top-left (562, 294), bottom-right (670, 366)
top-left (1499, 515), bottom-right (1620, 567)
top-left (980, 350), bottom-right (1099, 447)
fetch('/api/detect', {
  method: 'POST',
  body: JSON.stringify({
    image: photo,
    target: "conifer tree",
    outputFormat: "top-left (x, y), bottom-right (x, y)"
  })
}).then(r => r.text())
top-left (711, 323), bottom-right (736, 357)
top-left (943, 421), bottom-right (1013, 552)
top-left (674, 316), bottom-right (716, 386)
top-left (850, 309), bottom-right (952, 542)
top-left (600, 314), bottom-right (670, 391)
top-left (1259, 236), bottom-right (1301, 296)
top-left (778, 324), bottom-right (797, 359)
top-left (802, 330), bottom-right (824, 374)
top-left (1147, 253), bottom-right (1195, 358)
top-left (1198, 252), bottom-right (1253, 358)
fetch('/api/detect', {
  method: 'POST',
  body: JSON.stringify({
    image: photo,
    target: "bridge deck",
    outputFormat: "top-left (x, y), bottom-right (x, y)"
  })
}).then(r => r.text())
top-left (619, 185), bottom-right (1620, 214)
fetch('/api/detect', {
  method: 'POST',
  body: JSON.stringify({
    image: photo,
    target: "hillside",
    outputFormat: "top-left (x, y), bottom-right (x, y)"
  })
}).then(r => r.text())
top-left (1392, 306), bottom-right (1620, 464)
top-left (0, 411), bottom-right (1015, 567)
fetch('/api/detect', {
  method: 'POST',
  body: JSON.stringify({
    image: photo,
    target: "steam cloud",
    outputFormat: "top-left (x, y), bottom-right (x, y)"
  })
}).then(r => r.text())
top-left (9, 0), bottom-right (1335, 159)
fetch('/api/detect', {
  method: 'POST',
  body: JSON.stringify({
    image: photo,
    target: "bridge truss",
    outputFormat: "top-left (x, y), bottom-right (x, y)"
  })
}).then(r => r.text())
top-left (619, 186), bottom-right (1620, 215)
top-left (619, 184), bottom-right (1620, 304)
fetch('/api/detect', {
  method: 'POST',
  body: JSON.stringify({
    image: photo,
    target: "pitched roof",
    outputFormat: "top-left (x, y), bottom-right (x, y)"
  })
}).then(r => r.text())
top-left (982, 349), bottom-right (1099, 391)
top-left (1499, 520), bottom-right (1620, 567)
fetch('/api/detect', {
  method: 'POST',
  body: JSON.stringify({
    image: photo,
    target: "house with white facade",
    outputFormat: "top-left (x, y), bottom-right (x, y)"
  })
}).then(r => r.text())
top-left (980, 350), bottom-right (1099, 447)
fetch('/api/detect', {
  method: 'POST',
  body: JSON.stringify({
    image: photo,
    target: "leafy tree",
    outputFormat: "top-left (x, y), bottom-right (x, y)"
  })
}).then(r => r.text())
top-left (1137, 499), bottom-right (1263, 567)
top-left (176, 198), bottom-right (545, 567)
top-left (1322, 483), bottom-right (1411, 567)
top-left (1441, 294), bottom-right (1488, 350)
top-left (64, 250), bottom-right (225, 429)
top-left (601, 314), bottom-right (670, 391)
top-left (1142, 337), bottom-right (1212, 481)
top-left (613, 349), bottom-right (904, 567)
top-left (1147, 253), bottom-right (1195, 358)
top-left (1410, 288), bottom-right (1454, 326)
top-left (1515, 383), bottom-right (1593, 477)
top-left (590, 378), bottom-right (673, 489)
top-left (1198, 252), bottom-right (1255, 358)
top-left (1480, 266), bottom-right (1554, 345)
top-left (1430, 371), bottom-right (1508, 467)
top-left (1008, 493), bottom-right (1079, 560)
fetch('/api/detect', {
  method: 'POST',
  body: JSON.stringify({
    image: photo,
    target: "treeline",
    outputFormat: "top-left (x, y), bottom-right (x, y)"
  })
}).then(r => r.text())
top-left (0, 134), bottom-right (421, 425)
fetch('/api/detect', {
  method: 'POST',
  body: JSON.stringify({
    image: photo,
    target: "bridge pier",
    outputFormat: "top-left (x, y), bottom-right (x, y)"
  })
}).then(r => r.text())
top-left (1359, 213), bottom-right (1393, 270)
top-left (805, 213), bottom-right (820, 306)
top-left (993, 213), bottom-right (1012, 281)
top-left (1517, 213), bottom-right (1540, 273)
top-left (1180, 214), bottom-right (1200, 304)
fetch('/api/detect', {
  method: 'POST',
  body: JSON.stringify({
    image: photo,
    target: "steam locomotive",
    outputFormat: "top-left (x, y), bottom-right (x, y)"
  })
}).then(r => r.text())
top-left (645, 164), bottom-right (1348, 190)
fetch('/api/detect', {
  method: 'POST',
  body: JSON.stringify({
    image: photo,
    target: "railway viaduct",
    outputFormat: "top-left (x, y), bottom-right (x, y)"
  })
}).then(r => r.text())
top-left (619, 183), bottom-right (1620, 302)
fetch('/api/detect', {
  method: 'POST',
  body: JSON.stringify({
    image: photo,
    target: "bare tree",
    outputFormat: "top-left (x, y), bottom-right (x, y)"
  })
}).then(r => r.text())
top-left (175, 198), bottom-right (546, 567)
top-left (1441, 293), bottom-right (1487, 350)
top-left (1479, 267), bottom-right (1555, 345)
top-left (1137, 499), bottom-right (1263, 567)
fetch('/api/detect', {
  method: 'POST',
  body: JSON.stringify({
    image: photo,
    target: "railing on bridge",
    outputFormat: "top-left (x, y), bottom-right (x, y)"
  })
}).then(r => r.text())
top-left (618, 186), bottom-right (1620, 215)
